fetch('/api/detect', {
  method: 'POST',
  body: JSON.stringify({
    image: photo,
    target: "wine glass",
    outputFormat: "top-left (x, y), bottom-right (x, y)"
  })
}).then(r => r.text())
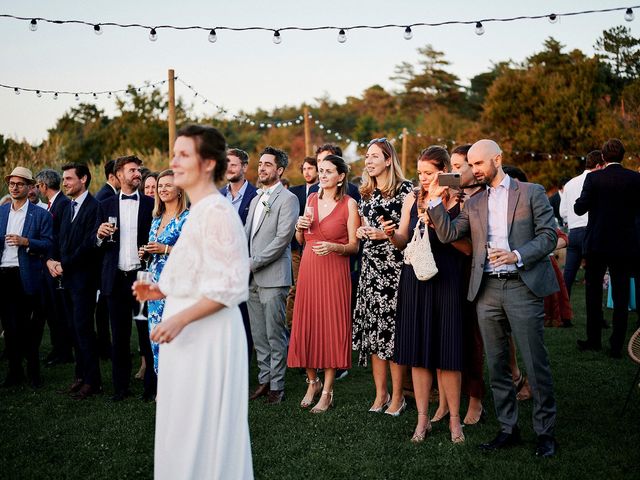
top-left (107, 216), bottom-right (117, 243)
top-left (56, 276), bottom-right (64, 290)
top-left (305, 206), bottom-right (314, 234)
top-left (133, 271), bottom-right (153, 321)
top-left (486, 241), bottom-right (498, 273)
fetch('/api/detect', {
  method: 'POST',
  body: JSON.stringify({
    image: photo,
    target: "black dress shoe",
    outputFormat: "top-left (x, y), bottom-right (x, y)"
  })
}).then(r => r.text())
top-left (577, 339), bottom-right (601, 352)
top-left (141, 390), bottom-right (156, 402)
top-left (72, 384), bottom-right (103, 400)
top-left (110, 390), bottom-right (133, 402)
top-left (479, 427), bottom-right (521, 451)
top-left (249, 383), bottom-right (269, 401)
top-left (535, 435), bottom-right (557, 458)
top-left (29, 376), bottom-right (44, 389)
top-left (608, 349), bottom-right (623, 359)
top-left (265, 389), bottom-right (285, 405)
top-left (59, 378), bottom-right (84, 395)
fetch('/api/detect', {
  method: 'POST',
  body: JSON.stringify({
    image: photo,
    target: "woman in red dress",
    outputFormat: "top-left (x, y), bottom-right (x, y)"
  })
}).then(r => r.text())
top-left (288, 155), bottom-right (360, 413)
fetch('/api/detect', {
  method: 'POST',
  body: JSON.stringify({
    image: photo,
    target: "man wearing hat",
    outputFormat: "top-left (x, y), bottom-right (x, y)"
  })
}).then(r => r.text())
top-left (0, 166), bottom-right (53, 388)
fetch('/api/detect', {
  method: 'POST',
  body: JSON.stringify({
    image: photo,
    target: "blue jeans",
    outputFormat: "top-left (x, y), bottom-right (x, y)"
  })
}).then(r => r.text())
top-left (563, 227), bottom-right (586, 298)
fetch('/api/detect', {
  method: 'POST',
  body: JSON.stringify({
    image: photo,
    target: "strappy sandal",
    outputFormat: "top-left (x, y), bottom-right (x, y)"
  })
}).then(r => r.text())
top-left (300, 377), bottom-right (322, 409)
top-left (411, 413), bottom-right (432, 443)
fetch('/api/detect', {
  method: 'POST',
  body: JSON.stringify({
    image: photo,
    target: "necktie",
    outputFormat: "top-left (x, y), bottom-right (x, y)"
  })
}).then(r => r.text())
top-left (70, 201), bottom-right (78, 221)
top-left (121, 194), bottom-right (138, 200)
top-left (47, 200), bottom-right (51, 211)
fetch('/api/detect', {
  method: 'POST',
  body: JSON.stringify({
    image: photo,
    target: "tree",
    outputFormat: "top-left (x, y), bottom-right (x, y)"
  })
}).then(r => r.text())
top-left (595, 26), bottom-right (640, 80)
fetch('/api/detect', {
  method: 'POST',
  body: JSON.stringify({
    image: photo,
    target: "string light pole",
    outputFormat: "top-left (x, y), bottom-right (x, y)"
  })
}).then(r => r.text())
top-left (401, 127), bottom-right (408, 173)
top-left (168, 69), bottom-right (176, 159)
top-left (303, 106), bottom-right (311, 157)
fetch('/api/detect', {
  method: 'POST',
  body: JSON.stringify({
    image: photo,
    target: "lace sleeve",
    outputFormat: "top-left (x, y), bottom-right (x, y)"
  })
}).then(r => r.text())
top-left (196, 199), bottom-right (250, 307)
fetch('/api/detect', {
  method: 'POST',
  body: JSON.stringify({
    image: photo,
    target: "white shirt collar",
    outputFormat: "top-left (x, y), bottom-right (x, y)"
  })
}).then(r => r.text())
top-left (11, 201), bottom-right (29, 213)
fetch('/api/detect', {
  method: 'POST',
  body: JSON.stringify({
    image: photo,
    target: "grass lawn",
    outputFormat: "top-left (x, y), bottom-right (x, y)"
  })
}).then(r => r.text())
top-left (1, 282), bottom-right (639, 479)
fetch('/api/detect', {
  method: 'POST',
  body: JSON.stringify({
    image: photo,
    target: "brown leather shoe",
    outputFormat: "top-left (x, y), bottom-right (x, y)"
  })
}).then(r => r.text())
top-left (249, 383), bottom-right (270, 400)
top-left (58, 378), bottom-right (84, 395)
top-left (71, 384), bottom-right (103, 400)
top-left (265, 389), bottom-right (285, 405)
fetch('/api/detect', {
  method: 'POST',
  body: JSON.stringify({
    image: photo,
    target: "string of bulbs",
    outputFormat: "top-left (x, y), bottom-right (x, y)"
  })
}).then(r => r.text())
top-left (0, 6), bottom-right (637, 44)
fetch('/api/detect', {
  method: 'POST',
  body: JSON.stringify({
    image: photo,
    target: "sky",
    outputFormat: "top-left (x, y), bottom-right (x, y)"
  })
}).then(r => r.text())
top-left (1, 0), bottom-right (637, 143)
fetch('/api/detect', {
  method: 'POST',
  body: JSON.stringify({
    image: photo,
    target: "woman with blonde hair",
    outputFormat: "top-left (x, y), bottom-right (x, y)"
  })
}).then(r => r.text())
top-left (353, 138), bottom-right (413, 415)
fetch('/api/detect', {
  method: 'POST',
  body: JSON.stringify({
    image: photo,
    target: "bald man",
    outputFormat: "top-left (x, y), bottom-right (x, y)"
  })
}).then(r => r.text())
top-left (427, 139), bottom-right (559, 458)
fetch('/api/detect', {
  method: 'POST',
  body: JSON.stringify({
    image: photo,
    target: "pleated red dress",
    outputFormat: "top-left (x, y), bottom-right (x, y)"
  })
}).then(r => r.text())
top-left (288, 193), bottom-right (352, 369)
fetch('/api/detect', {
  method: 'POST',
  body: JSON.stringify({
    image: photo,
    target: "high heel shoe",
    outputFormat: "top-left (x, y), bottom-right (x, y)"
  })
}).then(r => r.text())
top-left (300, 377), bottom-right (322, 409)
top-left (463, 406), bottom-right (487, 426)
top-left (411, 413), bottom-right (432, 443)
top-left (431, 409), bottom-right (450, 423)
top-left (310, 390), bottom-right (334, 414)
top-left (368, 393), bottom-right (391, 413)
top-left (385, 397), bottom-right (407, 417)
top-left (450, 415), bottom-right (465, 444)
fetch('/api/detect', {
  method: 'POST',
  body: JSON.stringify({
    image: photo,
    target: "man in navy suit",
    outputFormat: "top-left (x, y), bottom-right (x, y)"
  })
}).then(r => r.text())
top-left (35, 169), bottom-right (74, 367)
top-left (0, 167), bottom-right (53, 388)
top-left (94, 159), bottom-right (120, 360)
top-left (575, 139), bottom-right (640, 358)
top-left (220, 148), bottom-right (258, 358)
top-left (286, 156), bottom-right (318, 328)
top-left (47, 164), bottom-right (103, 399)
top-left (96, 156), bottom-right (155, 401)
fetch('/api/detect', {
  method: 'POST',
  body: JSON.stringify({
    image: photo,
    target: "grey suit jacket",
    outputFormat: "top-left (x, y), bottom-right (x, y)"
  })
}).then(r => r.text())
top-left (428, 178), bottom-right (559, 301)
top-left (245, 183), bottom-right (299, 288)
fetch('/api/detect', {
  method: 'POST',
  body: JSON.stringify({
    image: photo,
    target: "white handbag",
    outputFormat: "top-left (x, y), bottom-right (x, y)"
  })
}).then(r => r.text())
top-left (403, 218), bottom-right (438, 281)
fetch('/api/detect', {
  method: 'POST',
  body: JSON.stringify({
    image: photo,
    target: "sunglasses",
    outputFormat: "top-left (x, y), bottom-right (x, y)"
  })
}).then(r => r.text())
top-left (368, 137), bottom-right (388, 146)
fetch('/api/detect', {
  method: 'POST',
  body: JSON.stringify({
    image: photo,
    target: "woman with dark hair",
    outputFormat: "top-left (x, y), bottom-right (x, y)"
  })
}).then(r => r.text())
top-left (353, 138), bottom-right (413, 415)
top-left (288, 155), bottom-right (360, 413)
top-left (382, 146), bottom-right (466, 443)
top-left (142, 171), bottom-right (159, 198)
top-left (134, 125), bottom-right (253, 479)
top-left (138, 169), bottom-right (189, 374)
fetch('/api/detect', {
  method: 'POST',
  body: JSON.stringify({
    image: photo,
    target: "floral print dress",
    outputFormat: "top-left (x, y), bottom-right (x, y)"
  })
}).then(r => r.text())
top-left (147, 210), bottom-right (189, 373)
top-left (352, 181), bottom-right (413, 365)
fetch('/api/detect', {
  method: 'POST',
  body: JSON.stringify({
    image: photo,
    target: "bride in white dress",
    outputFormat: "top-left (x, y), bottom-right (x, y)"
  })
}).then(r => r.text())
top-left (134, 125), bottom-right (253, 480)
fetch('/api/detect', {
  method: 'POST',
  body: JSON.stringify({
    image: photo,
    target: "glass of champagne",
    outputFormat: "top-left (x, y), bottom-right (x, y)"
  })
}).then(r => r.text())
top-left (305, 206), bottom-right (314, 234)
top-left (133, 271), bottom-right (153, 321)
top-left (107, 216), bottom-right (117, 243)
top-left (486, 241), bottom-right (498, 273)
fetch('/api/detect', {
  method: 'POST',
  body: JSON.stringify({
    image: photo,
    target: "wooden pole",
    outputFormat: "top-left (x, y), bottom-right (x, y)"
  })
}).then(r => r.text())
top-left (168, 69), bottom-right (176, 160)
top-left (304, 107), bottom-right (311, 157)
top-left (401, 127), bottom-right (408, 173)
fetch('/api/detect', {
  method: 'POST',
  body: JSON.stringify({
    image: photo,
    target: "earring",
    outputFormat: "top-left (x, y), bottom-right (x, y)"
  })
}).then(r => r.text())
top-left (337, 182), bottom-right (343, 187)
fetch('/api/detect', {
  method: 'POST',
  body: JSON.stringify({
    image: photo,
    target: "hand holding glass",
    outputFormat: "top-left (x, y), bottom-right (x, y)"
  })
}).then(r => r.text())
top-left (107, 216), bottom-right (117, 243)
top-left (305, 207), bottom-right (314, 234)
top-left (133, 271), bottom-right (153, 321)
top-left (486, 241), bottom-right (498, 273)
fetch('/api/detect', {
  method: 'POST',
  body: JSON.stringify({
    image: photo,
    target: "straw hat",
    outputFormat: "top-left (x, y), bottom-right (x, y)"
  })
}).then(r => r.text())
top-left (5, 166), bottom-right (35, 185)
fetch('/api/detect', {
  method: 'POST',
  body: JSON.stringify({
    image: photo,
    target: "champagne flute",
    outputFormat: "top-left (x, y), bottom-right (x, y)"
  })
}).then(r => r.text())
top-left (305, 206), bottom-right (314, 234)
top-left (133, 271), bottom-right (153, 321)
top-left (107, 216), bottom-right (117, 243)
top-left (486, 241), bottom-right (498, 273)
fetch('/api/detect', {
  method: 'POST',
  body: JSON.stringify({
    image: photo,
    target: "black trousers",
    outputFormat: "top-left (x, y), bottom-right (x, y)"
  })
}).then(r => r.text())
top-left (584, 254), bottom-right (632, 352)
top-left (106, 270), bottom-right (156, 395)
top-left (43, 274), bottom-right (74, 360)
top-left (95, 292), bottom-right (112, 359)
top-left (0, 267), bottom-right (44, 382)
top-left (64, 286), bottom-right (101, 387)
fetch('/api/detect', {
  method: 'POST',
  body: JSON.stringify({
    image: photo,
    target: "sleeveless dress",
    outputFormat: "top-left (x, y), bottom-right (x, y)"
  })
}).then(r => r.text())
top-left (352, 181), bottom-right (413, 365)
top-left (155, 193), bottom-right (253, 480)
top-left (146, 210), bottom-right (189, 373)
top-left (288, 193), bottom-right (352, 369)
top-left (393, 200), bottom-right (465, 371)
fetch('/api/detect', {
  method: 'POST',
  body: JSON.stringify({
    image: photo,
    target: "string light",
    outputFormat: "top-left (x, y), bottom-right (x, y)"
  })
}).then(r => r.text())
top-left (36, 90), bottom-right (41, 98)
top-left (548, 14), bottom-right (559, 23)
top-left (1, 77), bottom-right (168, 99)
top-left (625, 7), bottom-right (635, 21)
top-left (273, 30), bottom-right (282, 44)
top-left (149, 28), bottom-right (157, 41)
top-left (403, 26), bottom-right (413, 40)
top-left (94, 24), bottom-right (102, 35)
top-left (29, 18), bottom-right (37, 31)
top-left (53, 92), bottom-right (58, 100)
top-left (14, 87), bottom-right (19, 95)
top-left (475, 22), bottom-right (485, 35)
top-left (208, 29), bottom-right (217, 43)
top-left (337, 29), bottom-right (347, 43)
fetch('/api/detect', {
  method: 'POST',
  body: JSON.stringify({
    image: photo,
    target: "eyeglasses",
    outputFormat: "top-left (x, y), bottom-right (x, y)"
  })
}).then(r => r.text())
top-left (368, 137), bottom-right (388, 146)
top-left (8, 181), bottom-right (27, 189)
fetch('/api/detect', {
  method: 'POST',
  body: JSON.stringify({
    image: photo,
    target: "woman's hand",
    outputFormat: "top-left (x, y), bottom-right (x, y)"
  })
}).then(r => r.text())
top-left (150, 316), bottom-right (186, 344)
top-left (296, 215), bottom-right (311, 231)
top-left (356, 226), bottom-right (369, 240)
top-left (362, 227), bottom-right (388, 241)
top-left (138, 245), bottom-right (146, 260)
top-left (311, 241), bottom-right (336, 256)
top-left (428, 174), bottom-right (448, 201)
top-left (378, 216), bottom-right (397, 238)
top-left (132, 281), bottom-right (165, 302)
top-left (144, 241), bottom-right (167, 254)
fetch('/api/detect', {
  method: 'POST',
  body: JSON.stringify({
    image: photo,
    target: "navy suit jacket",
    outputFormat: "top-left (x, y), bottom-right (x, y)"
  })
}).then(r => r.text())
top-left (47, 192), bottom-right (71, 259)
top-left (0, 202), bottom-right (53, 295)
top-left (219, 181), bottom-right (258, 225)
top-left (54, 193), bottom-right (102, 291)
top-left (95, 183), bottom-right (118, 202)
top-left (288, 183), bottom-right (318, 251)
top-left (96, 193), bottom-right (154, 295)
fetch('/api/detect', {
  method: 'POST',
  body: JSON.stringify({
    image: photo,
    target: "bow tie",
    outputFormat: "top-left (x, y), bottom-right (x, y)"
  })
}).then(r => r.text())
top-left (121, 194), bottom-right (138, 201)
top-left (257, 189), bottom-right (271, 196)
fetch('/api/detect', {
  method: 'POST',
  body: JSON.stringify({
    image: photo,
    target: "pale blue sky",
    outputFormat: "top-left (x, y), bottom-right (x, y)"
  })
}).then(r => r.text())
top-left (1, 0), bottom-right (636, 142)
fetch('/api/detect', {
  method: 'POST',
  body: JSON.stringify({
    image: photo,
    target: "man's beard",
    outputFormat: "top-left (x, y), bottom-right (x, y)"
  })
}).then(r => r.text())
top-left (226, 173), bottom-right (243, 183)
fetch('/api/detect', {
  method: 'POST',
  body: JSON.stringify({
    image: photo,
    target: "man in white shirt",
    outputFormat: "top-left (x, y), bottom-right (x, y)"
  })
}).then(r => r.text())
top-left (559, 150), bottom-right (604, 298)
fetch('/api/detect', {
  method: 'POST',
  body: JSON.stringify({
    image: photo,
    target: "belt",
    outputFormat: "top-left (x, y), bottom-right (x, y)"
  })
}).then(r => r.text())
top-left (118, 268), bottom-right (140, 278)
top-left (485, 271), bottom-right (520, 280)
top-left (568, 226), bottom-right (586, 231)
top-left (0, 266), bottom-right (19, 271)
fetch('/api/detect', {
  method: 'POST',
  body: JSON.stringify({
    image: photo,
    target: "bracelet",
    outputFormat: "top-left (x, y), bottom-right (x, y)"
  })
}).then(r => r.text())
top-left (341, 244), bottom-right (346, 255)
top-left (164, 244), bottom-right (169, 255)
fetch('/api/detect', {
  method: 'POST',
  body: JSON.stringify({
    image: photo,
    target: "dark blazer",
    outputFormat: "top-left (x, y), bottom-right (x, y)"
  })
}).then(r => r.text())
top-left (47, 192), bottom-right (71, 259)
top-left (574, 163), bottom-right (640, 257)
top-left (96, 193), bottom-right (154, 295)
top-left (55, 193), bottom-right (101, 291)
top-left (0, 202), bottom-right (53, 295)
top-left (95, 183), bottom-right (118, 202)
top-left (309, 182), bottom-right (361, 203)
top-left (288, 183), bottom-right (317, 251)
top-left (429, 178), bottom-right (558, 301)
top-left (219, 181), bottom-right (258, 225)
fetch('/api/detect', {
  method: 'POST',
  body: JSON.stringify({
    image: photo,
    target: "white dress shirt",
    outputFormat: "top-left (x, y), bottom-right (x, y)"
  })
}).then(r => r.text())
top-left (559, 170), bottom-right (589, 229)
top-left (1, 201), bottom-right (28, 267)
top-left (251, 182), bottom-right (280, 236)
top-left (486, 175), bottom-right (519, 272)
top-left (225, 180), bottom-right (249, 213)
top-left (118, 192), bottom-right (141, 271)
top-left (70, 190), bottom-right (89, 222)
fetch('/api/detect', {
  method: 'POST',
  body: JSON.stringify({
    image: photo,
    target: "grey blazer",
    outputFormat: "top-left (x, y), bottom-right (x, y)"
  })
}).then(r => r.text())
top-left (428, 178), bottom-right (559, 301)
top-left (245, 183), bottom-right (299, 288)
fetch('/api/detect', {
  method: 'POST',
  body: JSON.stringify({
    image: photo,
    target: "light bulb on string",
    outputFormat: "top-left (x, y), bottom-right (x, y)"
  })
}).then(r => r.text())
top-left (548, 14), bottom-right (558, 24)
top-left (36, 90), bottom-right (42, 98)
top-left (149, 28), bottom-right (158, 42)
top-left (29, 19), bottom-right (37, 32)
top-left (94, 24), bottom-right (103, 35)
top-left (267, 123), bottom-right (272, 128)
top-left (208, 29), bottom-right (217, 43)
top-left (107, 92), bottom-right (112, 98)
top-left (273, 30), bottom-right (282, 44)
top-left (475, 22), bottom-right (485, 36)
top-left (625, 8), bottom-right (635, 22)
top-left (250, 121), bottom-right (255, 126)
top-left (295, 119), bottom-right (301, 124)
top-left (337, 29), bottom-right (347, 43)
top-left (75, 94), bottom-right (80, 102)
top-left (14, 88), bottom-right (19, 95)
top-left (403, 26), bottom-right (413, 40)
top-left (53, 93), bottom-right (58, 100)
top-left (93, 93), bottom-right (97, 99)
top-left (259, 123), bottom-right (265, 128)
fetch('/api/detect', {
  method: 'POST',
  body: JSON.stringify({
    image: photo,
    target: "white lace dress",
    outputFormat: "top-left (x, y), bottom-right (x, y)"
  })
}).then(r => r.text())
top-left (154, 193), bottom-right (253, 480)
